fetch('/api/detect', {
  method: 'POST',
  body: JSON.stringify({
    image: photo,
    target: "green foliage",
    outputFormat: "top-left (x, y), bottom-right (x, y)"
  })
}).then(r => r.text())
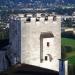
top-left (68, 64), bottom-right (75, 75)
top-left (68, 56), bottom-right (75, 64)
top-left (61, 38), bottom-right (75, 48)
top-left (0, 29), bottom-right (9, 40)
top-left (61, 38), bottom-right (75, 64)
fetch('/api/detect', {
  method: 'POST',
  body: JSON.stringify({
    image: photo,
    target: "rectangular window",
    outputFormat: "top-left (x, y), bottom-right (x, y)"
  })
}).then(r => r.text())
top-left (47, 42), bottom-right (49, 47)
top-left (45, 56), bottom-right (47, 61)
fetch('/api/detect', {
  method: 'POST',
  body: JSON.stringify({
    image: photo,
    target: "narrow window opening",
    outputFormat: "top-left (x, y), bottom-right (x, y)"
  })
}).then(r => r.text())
top-left (47, 42), bottom-right (49, 47)
top-left (53, 16), bottom-right (56, 21)
top-left (45, 56), bottom-right (47, 61)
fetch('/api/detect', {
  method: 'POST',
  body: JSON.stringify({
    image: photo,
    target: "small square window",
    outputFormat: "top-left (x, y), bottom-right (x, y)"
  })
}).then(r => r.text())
top-left (47, 42), bottom-right (49, 47)
top-left (45, 56), bottom-right (47, 61)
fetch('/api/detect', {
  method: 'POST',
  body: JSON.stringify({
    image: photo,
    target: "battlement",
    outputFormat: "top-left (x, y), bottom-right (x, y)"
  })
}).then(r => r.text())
top-left (24, 16), bottom-right (57, 22)
top-left (10, 13), bottom-right (61, 23)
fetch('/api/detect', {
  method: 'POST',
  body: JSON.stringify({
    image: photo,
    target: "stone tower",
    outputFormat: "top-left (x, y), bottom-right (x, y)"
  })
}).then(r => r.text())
top-left (9, 13), bottom-right (61, 71)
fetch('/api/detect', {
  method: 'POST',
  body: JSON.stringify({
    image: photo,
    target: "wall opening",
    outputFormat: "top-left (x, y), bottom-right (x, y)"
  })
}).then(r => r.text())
top-left (47, 42), bottom-right (50, 47)
top-left (40, 32), bottom-right (54, 63)
top-left (36, 17), bottom-right (40, 22)
top-left (26, 17), bottom-right (31, 22)
top-left (45, 56), bottom-right (48, 61)
top-left (45, 16), bottom-right (48, 21)
top-left (53, 16), bottom-right (57, 21)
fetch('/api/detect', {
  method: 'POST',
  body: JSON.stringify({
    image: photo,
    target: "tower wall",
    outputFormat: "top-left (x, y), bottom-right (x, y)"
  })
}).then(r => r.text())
top-left (9, 18), bottom-right (21, 64)
top-left (20, 14), bottom-right (61, 71)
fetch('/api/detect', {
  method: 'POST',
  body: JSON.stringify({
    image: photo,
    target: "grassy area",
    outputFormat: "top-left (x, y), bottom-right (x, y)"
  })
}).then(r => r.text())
top-left (61, 38), bottom-right (75, 64)
top-left (66, 51), bottom-right (75, 57)
top-left (67, 56), bottom-right (75, 64)
top-left (66, 51), bottom-right (75, 64)
top-left (61, 38), bottom-right (75, 47)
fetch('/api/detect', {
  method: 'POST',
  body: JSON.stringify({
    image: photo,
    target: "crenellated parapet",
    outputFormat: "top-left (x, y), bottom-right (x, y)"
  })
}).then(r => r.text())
top-left (10, 13), bottom-right (61, 23)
